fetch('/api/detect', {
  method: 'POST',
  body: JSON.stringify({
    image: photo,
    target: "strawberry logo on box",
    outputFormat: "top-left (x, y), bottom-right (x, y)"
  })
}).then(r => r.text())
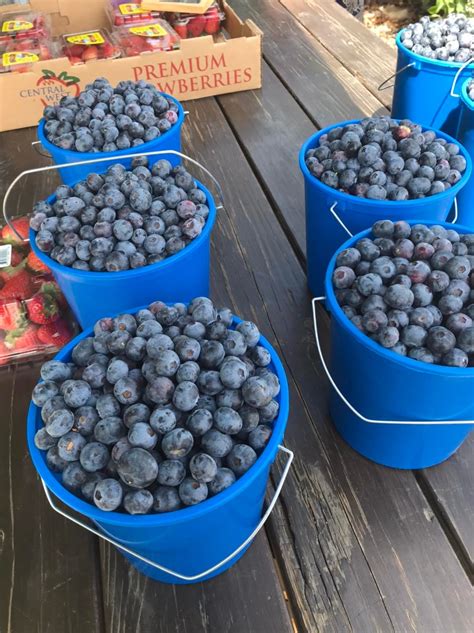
top-left (36, 69), bottom-right (80, 107)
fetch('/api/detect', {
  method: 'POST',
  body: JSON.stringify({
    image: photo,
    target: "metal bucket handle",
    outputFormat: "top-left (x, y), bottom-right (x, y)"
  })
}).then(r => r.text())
top-left (312, 297), bottom-right (473, 426)
top-left (378, 62), bottom-right (415, 91)
top-left (3, 149), bottom-right (225, 242)
top-left (39, 444), bottom-right (293, 582)
top-left (328, 198), bottom-right (458, 235)
top-left (450, 57), bottom-right (474, 98)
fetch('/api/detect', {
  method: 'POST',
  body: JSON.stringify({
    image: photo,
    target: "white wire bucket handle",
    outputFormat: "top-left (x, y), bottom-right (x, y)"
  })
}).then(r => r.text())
top-left (3, 149), bottom-right (225, 242)
top-left (328, 199), bottom-right (458, 236)
top-left (312, 297), bottom-right (473, 426)
top-left (40, 444), bottom-right (293, 582)
top-left (378, 62), bottom-right (415, 91)
top-left (450, 57), bottom-right (474, 98)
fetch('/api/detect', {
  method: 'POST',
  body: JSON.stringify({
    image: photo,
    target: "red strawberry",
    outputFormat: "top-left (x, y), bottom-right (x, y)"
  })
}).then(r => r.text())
top-left (37, 319), bottom-right (72, 348)
top-left (187, 15), bottom-right (206, 37)
top-left (204, 8), bottom-right (221, 35)
top-left (1, 218), bottom-right (29, 243)
top-left (26, 251), bottom-right (50, 274)
top-left (101, 41), bottom-right (117, 58)
top-left (0, 301), bottom-right (27, 331)
top-left (6, 324), bottom-right (39, 353)
top-left (173, 20), bottom-right (188, 39)
top-left (26, 291), bottom-right (60, 325)
top-left (82, 46), bottom-right (99, 62)
top-left (0, 269), bottom-right (33, 301)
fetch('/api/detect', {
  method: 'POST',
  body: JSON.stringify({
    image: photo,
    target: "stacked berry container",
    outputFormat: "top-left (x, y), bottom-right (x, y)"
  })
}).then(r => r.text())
top-left (109, 1), bottom-right (162, 26)
top-left (0, 216), bottom-right (75, 365)
top-left (37, 78), bottom-right (185, 184)
top-left (113, 19), bottom-right (180, 56)
top-left (300, 116), bottom-right (472, 295)
top-left (389, 14), bottom-right (474, 136)
top-left (167, 3), bottom-right (225, 40)
top-left (27, 297), bottom-right (291, 582)
top-left (0, 10), bottom-right (55, 73)
top-left (454, 78), bottom-right (474, 228)
top-left (316, 219), bottom-right (474, 469)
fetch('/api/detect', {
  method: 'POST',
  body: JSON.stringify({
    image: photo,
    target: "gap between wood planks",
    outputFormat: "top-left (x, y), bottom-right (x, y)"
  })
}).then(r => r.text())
top-left (214, 59), bottom-right (473, 585)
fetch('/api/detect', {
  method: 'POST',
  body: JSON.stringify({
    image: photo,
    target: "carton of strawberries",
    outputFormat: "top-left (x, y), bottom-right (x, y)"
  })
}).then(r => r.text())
top-left (0, 216), bottom-right (75, 366)
top-left (167, 2), bottom-right (225, 39)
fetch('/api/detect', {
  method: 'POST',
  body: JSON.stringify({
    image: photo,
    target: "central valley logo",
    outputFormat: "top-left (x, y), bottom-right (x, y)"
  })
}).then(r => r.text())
top-left (19, 69), bottom-right (81, 107)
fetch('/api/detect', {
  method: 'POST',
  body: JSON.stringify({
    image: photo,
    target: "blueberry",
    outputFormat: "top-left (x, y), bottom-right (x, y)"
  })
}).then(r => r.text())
top-left (123, 489), bottom-right (153, 515)
top-left (128, 422), bottom-right (157, 449)
top-left (362, 310), bottom-right (388, 333)
top-left (117, 447), bottom-right (158, 488)
top-left (355, 273), bottom-right (383, 296)
top-left (387, 309), bottom-right (410, 328)
top-left (179, 478), bottom-right (208, 506)
top-left (409, 307), bottom-right (434, 329)
top-left (457, 327), bottom-right (474, 354)
top-left (176, 361), bottom-right (200, 383)
top-left (208, 468), bottom-right (236, 496)
top-left (162, 428), bottom-right (194, 459)
top-left (62, 462), bottom-right (88, 491)
top-left (427, 326), bottom-right (456, 354)
top-left (61, 380), bottom-right (92, 408)
top-left (442, 348), bottom-right (469, 368)
top-left (332, 266), bottom-right (356, 289)
top-left (201, 429), bottom-right (233, 458)
top-left (80, 442), bottom-right (109, 472)
top-left (122, 403), bottom-right (150, 429)
top-left (186, 409), bottom-right (214, 437)
top-left (94, 417), bottom-right (126, 445)
top-left (32, 381), bottom-right (59, 407)
top-left (226, 444), bottom-right (257, 476)
top-left (34, 428), bottom-right (58, 451)
top-left (172, 381), bottom-right (199, 412)
top-left (46, 446), bottom-right (68, 472)
top-left (438, 295), bottom-right (463, 315)
top-left (444, 256), bottom-right (470, 280)
top-left (93, 479), bottom-right (123, 511)
top-left (377, 326), bottom-right (400, 348)
top-left (153, 486), bottom-right (181, 512)
top-left (242, 376), bottom-right (273, 408)
top-left (408, 347), bottom-right (435, 364)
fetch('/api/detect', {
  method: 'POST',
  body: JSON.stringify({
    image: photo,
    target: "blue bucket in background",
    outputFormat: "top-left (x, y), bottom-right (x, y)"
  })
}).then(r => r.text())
top-left (315, 220), bottom-right (473, 470)
top-left (300, 119), bottom-right (472, 296)
top-left (37, 93), bottom-right (184, 185)
top-left (455, 79), bottom-right (474, 228)
top-left (27, 313), bottom-right (290, 584)
top-left (390, 32), bottom-right (474, 136)
top-left (30, 178), bottom-right (216, 330)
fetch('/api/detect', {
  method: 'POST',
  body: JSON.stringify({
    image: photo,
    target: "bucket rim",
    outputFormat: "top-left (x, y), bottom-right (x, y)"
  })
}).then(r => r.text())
top-left (460, 78), bottom-right (474, 111)
top-left (299, 118), bottom-right (472, 208)
top-left (30, 179), bottom-right (216, 280)
top-left (27, 310), bottom-right (290, 527)
top-left (395, 30), bottom-right (474, 70)
top-left (324, 219), bottom-right (474, 377)
top-left (37, 92), bottom-right (185, 160)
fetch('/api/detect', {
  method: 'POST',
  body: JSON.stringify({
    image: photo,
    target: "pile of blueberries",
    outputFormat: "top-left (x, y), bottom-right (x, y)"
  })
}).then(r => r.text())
top-left (332, 220), bottom-right (474, 367)
top-left (304, 116), bottom-right (467, 201)
top-left (30, 157), bottom-right (210, 272)
top-left (400, 14), bottom-right (474, 63)
top-left (32, 298), bottom-right (281, 514)
top-left (42, 78), bottom-right (179, 153)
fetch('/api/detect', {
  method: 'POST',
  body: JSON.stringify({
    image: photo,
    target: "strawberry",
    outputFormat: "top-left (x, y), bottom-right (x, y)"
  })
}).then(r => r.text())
top-left (37, 319), bottom-right (72, 348)
top-left (26, 290), bottom-right (60, 325)
top-left (69, 56), bottom-right (83, 65)
top-left (204, 8), bottom-right (221, 35)
top-left (101, 41), bottom-right (117, 58)
top-left (1, 217), bottom-right (29, 243)
top-left (187, 15), bottom-right (206, 38)
top-left (10, 247), bottom-right (25, 268)
top-left (173, 20), bottom-right (188, 39)
top-left (0, 301), bottom-right (27, 331)
top-left (26, 251), bottom-right (50, 274)
top-left (5, 324), bottom-right (39, 352)
top-left (82, 46), bottom-right (99, 62)
top-left (0, 269), bottom-right (33, 301)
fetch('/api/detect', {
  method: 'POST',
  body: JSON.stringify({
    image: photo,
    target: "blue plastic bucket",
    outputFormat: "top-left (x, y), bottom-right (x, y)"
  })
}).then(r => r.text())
top-left (29, 178), bottom-right (216, 330)
top-left (27, 311), bottom-right (291, 584)
top-left (391, 32), bottom-right (474, 136)
top-left (37, 93), bottom-right (184, 185)
top-left (314, 220), bottom-right (473, 470)
top-left (455, 79), bottom-right (474, 228)
top-left (300, 119), bottom-right (472, 296)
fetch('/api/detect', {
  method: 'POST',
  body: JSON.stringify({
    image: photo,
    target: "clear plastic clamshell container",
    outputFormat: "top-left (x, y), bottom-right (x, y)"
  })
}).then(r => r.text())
top-left (109, 1), bottom-right (162, 26)
top-left (115, 19), bottom-right (180, 56)
top-left (0, 37), bottom-right (55, 73)
top-left (62, 29), bottom-right (121, 64)
top-left (168, 2), bottom-right (224, 39)
top-left (0, 11), bottom-right (51, 42)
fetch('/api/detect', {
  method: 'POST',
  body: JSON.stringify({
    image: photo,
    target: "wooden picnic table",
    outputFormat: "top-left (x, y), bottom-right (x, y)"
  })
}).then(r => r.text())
top-left (1, 1), bottom-right (473, 632)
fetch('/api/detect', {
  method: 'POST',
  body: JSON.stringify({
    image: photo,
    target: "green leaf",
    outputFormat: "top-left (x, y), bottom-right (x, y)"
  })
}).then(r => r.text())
top-left (41, 69), bottom-right (56, 78)
top-left (58, 71), bottom-right (68, 80)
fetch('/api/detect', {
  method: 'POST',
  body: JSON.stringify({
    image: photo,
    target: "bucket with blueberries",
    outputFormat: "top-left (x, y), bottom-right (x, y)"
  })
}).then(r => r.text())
top-left (382, 14), bottom-right (474, 137)
top-left (37, 78), bottom-right (185, 185)
top-left (300, 116), bottom-right (472, 296)
top-left (3, 152), bottom-right (220, 330)
top-left (312, 219), bottom-right (473, 470)
top-left (27, 297), bottom-right (292, 584)
top-left (455, 78), bottom-right (474, 228)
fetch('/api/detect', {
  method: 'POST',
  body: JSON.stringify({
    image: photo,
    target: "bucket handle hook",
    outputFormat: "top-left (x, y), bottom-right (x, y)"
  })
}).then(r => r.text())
top-left (3, 149), bottom-right (226, 242)
top-left (312, 297), bottom-right (472, 426)
top-left (39, 444), bottom-right (294, 582)
top-left (378, 62), bottom-right (415, 91)
top-left (328, 202), bottom-right (353, 238)
top-left (450, 57), bottom-right (474, 98)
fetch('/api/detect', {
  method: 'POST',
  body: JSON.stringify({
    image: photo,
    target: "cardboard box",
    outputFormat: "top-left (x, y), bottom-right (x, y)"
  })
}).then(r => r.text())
top-left (0, 0), bottom-right (262, 132)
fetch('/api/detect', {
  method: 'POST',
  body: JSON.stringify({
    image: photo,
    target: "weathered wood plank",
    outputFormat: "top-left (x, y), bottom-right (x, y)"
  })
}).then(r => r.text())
top-left (420, 435), bottom-right (474, 568)
top-left (228, 0), bottom-right (388, 124)
top-left (0, 363), bottom-right (104, 633)
top-left (100, 532), bottom-right (294, 633)
top-left (180, 96), bottom-right (474, 633)
top-left (278, 0), bottom-right (395, 107)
